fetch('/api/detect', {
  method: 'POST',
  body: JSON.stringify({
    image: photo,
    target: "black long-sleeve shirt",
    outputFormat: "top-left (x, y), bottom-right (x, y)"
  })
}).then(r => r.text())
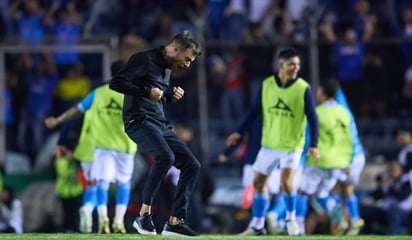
top-left (109, 47), bottom-right (176, 128)
top-left (236, 75), bottom-right (319, 148)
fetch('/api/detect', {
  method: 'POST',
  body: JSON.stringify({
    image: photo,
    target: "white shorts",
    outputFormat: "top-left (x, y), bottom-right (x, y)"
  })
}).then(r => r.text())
top-left (267, 164), bottom-right (303, 194)
top-left (253, 147), bottom-right (302, 176)
top-left (80, 162), bottom-right (94, 181)
top-left (299, 165), bottom-right (343, 198)
top-left (91, 148), bottom-right (135, 183)
top-left (339, 154), bottom-right (366, 184)
top-left (242, 164), bottom-right (280, 190)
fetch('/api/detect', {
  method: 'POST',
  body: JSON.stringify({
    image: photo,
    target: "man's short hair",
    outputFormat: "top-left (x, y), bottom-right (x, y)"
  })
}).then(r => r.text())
top-left (320, 77), bottom-right (340, 98)
top-left (171, 30), bottom-right (202, 57)
top-left (278, 48), bottom-right (299, 60)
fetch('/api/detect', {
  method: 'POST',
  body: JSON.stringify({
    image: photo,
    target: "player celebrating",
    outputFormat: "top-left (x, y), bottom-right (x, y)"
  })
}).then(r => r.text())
top-left (225, 48), bottom-right (319, 236)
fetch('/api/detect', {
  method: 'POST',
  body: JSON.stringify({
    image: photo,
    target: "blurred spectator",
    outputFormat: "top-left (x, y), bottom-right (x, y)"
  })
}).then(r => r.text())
top-left (120, 0), bottom-right (160, 42)
top-left (401, 66), bottom-right (412, 115)
top-left (220, 46), bottom-right (246, 134)
top-left (17, 53), bottom-right (59, 162)
top-left (83, 0), bottom-right (123, 36)
top-left (9, 0), bottom-right (47, 45)
top-left (53, 63), bottom-right (91, 114)
top-left (224, 0), bottom-right (247, 41)
top-left (54, 155), bottom-right (83, 233)
top-left (48, 1), bottom-right (82, 70)
top-left (207, 54), bottom-right (226, 118)
top-left (0, 186), bottom-right (23, 233)
top-left (320, 13), bottom-right (366, 115)
top-left (185, 0), bottom-right (207, 37)
top-left (246, 0), bottom-right (274, 41)
top-left (261, 1), bottom-right (292, 42)
top-left (373, 159), bottom-right (412, 235)
top-left (400, 6), bottom-right (412, 64)
top-left (118, 33), bottom-right (149, 61)
top-left (0, 0), bottom-right (13, 37)
top-left (4, 70), bottom-right (18, 151)
top-left (352, 0), bottom-right (377, 42)
top-left (397, 127), bottom-right (412, 173)
top-left (207, 0), bottom-right (228, 40)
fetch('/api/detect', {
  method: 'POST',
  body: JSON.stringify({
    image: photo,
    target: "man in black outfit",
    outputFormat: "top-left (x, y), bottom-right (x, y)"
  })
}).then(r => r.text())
top-left (109, 31), bottom-right (202, 237)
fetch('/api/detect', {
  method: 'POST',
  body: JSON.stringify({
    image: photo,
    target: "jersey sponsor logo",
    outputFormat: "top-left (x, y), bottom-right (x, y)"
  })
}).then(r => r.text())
top-left (269, 98), bottom-right (295, 118)
top-left (106, 98), bottom-right (122, 111)
top-left (335, 119), bottom-right (347, 129)
top-left (98, 98), bottom-right (122, 116)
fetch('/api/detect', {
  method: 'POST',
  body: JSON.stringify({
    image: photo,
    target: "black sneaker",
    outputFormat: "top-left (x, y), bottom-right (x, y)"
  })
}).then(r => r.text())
top-left (162, 220), bottom-right (199, 237)
top-left (132, 213), bottom-right (156, 235)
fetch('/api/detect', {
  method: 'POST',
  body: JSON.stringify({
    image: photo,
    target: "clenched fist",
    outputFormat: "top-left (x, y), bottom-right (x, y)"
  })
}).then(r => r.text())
top-left (171, 86), bottom-right (184, 102)
top-left (150, 87), bottom-right (163, 101)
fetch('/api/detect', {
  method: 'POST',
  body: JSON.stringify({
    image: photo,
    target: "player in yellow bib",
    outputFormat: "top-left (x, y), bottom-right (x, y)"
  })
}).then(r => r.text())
top-left (225, 48), bottom-right (319, 235)
top-left (297, 79), bottom-right (354, 235)
top-left (45, 60), bottom-right (137, 234)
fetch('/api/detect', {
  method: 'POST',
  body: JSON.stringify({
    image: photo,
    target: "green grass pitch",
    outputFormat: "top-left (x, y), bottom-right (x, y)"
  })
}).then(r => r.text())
top-left (0, 234), bottom-right (410, 240)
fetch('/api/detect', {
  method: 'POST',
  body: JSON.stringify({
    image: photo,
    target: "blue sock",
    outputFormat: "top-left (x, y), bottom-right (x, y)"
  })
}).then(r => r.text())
top-left (96, 181), bottom-right (110, 206)
top-left (284, 193), bottom-right (297, 220)
top-left (347, 194), bottom-right (360, 219)
top-left (252, 193), bottom-right (269, 218)
top-left (296, 194), bottom-right (309, 218)
top-left (116, 181), bottom-right (131, 205)
top-left (317, 195), bottom-right (337, 214)
top-left (83, 185), bottom-right (97, 207)
top-left (317, 196), bottom-right (329, 210)
top-left (269, 193), bottom-right (286, 217)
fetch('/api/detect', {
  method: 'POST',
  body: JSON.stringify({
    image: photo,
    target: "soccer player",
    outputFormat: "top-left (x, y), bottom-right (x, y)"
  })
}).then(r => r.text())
top-left (225, 48), bottom-right (319, 236)
top-left (109, 31), bottom-right (202, 237)
top-left (45, 60), bottom-right (137, 234)
top-left (334, 87), bottom-right (366, 235)
top-left (297, 79), bottom-right (353, 235)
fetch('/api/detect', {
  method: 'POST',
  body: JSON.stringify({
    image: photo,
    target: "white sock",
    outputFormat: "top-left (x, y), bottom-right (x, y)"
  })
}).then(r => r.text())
top-left (255, 217), bottom-right (265, 230)
top-left (114, 204), bottom-right (127, 222)
top-left (297, 216), bottom-right (305, 234)
top-left (97, 205), bottom-right (108, 218)
top-left (82, 203), bottom-right (94, 215)
top-left (286, 210), bottom-right (296, 220)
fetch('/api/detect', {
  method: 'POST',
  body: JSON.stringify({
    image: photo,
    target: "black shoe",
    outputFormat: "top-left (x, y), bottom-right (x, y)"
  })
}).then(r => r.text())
top-left (132, 213), bottom-right (156, 235)
top-left (162, 220), bottom-right (199, 237)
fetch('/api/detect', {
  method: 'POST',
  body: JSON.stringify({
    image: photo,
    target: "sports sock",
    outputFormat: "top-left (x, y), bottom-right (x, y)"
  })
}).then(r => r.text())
top-left (116, 181), bottom-right (131, 205)
top-left (296, 194), bottom-right (309, 234)
top-left (251, 192), bottom-right (269, 229)
top-left (284, 193), bottom-right (297, 220)
top-left (347, 194), bottom-right (360, 221)
top-left (269, 193), bottom-right (286, 218)
top-left (82, 185), bottom-right (97, 207)
top-left (97, 180), bottom-right (110, 206)
top-left (317, 195), bottom-right (335, 214)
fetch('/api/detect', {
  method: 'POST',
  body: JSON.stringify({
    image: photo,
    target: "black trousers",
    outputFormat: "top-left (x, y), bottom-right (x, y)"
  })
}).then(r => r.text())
top-left (126, 117), bottom-right (201, 219)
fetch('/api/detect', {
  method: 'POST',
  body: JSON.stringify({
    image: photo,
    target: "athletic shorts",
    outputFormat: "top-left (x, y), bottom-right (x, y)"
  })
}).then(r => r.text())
top-left (300, 165), bottom-right (343, 197)
top-left (91, 147), bottom-right (135, 183)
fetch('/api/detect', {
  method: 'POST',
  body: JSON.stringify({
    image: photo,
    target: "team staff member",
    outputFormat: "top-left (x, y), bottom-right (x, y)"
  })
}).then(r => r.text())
top-left (109, 31), bottom-right (202, 237)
